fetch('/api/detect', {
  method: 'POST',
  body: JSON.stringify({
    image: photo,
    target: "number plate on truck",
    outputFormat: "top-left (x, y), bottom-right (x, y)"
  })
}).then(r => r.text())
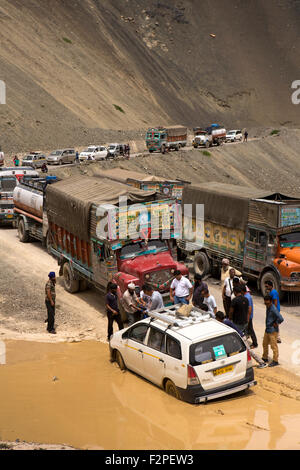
top-left (213, 365), bottom-right (233, 376)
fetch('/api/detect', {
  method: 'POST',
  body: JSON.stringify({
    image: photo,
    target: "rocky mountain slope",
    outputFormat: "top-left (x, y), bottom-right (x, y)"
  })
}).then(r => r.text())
top-left (0, 0), bottom-right (299, 151)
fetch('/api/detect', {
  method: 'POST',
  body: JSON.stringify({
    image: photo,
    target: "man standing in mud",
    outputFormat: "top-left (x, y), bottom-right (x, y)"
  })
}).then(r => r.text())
top-left (45, 272), bottom-right (56, 334)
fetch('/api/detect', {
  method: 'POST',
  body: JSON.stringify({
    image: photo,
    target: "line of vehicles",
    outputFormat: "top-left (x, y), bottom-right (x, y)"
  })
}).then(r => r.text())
top-left (2, 162), bottom-right (300, 404)
top-left (144, 124), bottom-right (244, 153)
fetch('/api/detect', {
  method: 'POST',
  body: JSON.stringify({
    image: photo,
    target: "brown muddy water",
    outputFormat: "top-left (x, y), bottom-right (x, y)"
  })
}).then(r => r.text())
top-left (0, 340), bottom-right (300, 450)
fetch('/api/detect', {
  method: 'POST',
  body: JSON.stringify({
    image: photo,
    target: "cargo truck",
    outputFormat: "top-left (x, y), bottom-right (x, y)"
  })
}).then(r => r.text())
top-left (45, 176), bottom-right (188, 305)
top-left (146, 125), bottom-right (187, 153)
top-left (192, 124), bottom-right (226, 148)
top-left (98, 168), bottom-right (189, 201)
top-left (177, 182), bottom-right (300, 300)
top-left (13, 176), bottom-right (57, 248)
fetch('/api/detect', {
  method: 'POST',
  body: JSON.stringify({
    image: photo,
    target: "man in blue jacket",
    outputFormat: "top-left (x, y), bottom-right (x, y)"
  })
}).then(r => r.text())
top-left (262, 295), bottom-right (284, 367)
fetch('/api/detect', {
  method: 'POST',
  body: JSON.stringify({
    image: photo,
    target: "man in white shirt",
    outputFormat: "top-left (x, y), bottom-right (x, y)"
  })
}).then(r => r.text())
top-left (201, 288), bottom-right (217, 317)
top-left (170, 270), bottom-right (193, 305)
top-left (222, 268), bottom-right (236, 317)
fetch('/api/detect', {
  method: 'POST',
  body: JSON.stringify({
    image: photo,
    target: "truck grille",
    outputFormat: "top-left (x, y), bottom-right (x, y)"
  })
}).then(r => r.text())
top-left (147, 269), bottom-right (174, 292)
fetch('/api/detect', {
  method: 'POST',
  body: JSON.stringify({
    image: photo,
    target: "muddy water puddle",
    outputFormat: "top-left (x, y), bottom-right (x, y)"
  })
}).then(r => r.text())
top-left (0, 340), bottom-right (300, 450)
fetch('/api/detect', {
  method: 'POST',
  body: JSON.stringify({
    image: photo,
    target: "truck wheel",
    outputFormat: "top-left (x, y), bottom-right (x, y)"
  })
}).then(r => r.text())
top-left (260, 271), bottom-right (283, 301)
top-left (63, 263), bottom-right (80, 293)
top-left (194, 252), bottom-right (210, 276)
top-left (149, 149), bottom-right (154, 153)
top-left (175, 145), bottom-right (179, 151)
top-left (165, 379), bottom-right (181, 400)
top-left (18, 219), bottom-right (29, 243)
top-left (79, 279), bottom-right (89, 292)
top-left (115, 350), bottom-right (126, 370)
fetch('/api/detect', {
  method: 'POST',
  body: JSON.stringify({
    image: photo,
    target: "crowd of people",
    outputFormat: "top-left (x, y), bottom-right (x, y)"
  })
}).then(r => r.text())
top-left (44, 259), bottom-right (284, 370)
top-left (105, 260), bottom-right (284, 369)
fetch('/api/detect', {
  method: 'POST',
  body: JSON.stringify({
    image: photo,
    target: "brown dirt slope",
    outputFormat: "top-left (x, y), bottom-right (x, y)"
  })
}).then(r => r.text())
top-left (0, 0), bottom-right (299, 152)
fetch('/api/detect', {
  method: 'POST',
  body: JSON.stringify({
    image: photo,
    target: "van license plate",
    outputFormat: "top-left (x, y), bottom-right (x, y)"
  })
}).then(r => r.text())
top-left (213, 365), bottom-right (234, 376)
top-left (6, 214), bottom-right (13, 218)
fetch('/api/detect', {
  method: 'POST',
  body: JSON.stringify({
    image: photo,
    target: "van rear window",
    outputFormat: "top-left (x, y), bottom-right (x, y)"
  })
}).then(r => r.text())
top-left (189, 333), bottom-right (246, 366)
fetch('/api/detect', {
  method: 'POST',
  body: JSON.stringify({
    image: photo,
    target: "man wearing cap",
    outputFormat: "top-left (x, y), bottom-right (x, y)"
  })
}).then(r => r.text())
top-left (45, 272), bottom-right (56, 334)
top-left (221, 258), bottom-right (241, 283)
top-left (122, 283), bottom-right (142, 326)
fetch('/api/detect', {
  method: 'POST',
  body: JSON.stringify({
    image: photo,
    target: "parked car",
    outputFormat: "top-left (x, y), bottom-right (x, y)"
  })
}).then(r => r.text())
top-left (93, 146), bottom-right (108, 161)
top-left (79, 145), bottom-right (106, 162)
top-left (46, 149), bottom-right (76, 165)
top-left (106, 143), bottom-right (125, 159)
top-left (110, 305), bottom-right (256, 404)
top-left (22, 152), bottom-right (47, 168)
top-left (226, 130), bottom-right (242, 142)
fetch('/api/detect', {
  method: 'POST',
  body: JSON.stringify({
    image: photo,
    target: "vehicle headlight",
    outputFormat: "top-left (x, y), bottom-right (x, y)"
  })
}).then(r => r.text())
top-left (145, 274), bottom-right (150, 279)
top-left (290, 272), bottom-right (300, 280)
top-left (171, 269), bottom-right (175, 274)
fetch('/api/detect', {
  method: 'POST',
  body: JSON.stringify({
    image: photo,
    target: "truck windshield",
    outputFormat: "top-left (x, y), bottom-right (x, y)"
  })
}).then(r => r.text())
top-left (119, 240), bottom-right (168, 259)
top-left (279, 232), bottom-right (300, 248)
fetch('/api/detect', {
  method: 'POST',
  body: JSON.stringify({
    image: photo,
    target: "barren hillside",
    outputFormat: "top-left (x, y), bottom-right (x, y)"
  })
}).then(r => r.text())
top-left (0, 0), bottom-right (300, 151)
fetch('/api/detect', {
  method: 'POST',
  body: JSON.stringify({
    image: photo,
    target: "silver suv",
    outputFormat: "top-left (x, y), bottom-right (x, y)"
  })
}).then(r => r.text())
top-left (22, 152), bottom-right (47, 168)
top-left (46, 149), bottom-right (76, 165)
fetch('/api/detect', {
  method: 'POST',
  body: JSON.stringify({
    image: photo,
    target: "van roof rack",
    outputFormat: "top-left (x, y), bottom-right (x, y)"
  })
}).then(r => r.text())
top-left (148, 305), bottom-right (212, 328)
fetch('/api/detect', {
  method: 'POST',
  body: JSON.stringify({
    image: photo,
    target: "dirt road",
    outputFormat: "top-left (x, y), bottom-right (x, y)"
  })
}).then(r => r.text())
top-left (1, 227), bottom-right (300, 449)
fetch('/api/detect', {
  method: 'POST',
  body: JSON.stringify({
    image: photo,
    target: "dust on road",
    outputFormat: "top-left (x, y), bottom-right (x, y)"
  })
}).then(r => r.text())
top-left (0, 340), bottom-right (300, 450)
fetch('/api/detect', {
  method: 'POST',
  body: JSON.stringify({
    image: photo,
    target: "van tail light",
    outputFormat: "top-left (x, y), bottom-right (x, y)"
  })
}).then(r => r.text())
top-left (247, 348), bottom-right (252, 368)
top-left (187, 365), bottom-right (200, 386)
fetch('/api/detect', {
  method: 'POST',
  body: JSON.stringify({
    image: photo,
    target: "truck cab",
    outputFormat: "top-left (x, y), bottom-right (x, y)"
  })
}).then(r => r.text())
top-left (114, 239), bottom-right (188, 303)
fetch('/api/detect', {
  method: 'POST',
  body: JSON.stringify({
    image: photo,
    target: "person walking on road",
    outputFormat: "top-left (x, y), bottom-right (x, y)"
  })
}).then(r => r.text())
top-left (241, 285), bottom-right (258, 348)
top-left (13, 155), bottom-right (19, 167)
top-left (215, 311), bottom-right (267, 369)
top-left (262, 295), bottom-right (284, 367)
top-left (243, 130), bottom-right (248, 142)
top-left (45, 271), bottom-right (57, 334)
top-left (106, 282), bottom-right (124, 341)
top-left (265, 280), bottom-right (282, 343)
top-left (75, 150), bottom-right (79, 164)
top-left (170, 270), bottom-right (193, 305)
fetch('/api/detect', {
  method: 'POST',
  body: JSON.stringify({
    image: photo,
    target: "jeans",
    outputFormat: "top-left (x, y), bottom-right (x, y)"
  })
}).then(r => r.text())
top-left (223, 296), bottom-right (231, 317)
top-left (45, 300), bottom-right (55, 332)
top-left (247, 317), bottom-right (258, 347)
top-left (174, 296), bottom-right (189, 305)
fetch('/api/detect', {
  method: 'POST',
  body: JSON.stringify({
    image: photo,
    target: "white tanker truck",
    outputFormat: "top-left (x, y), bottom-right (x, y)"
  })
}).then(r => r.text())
top-left (13, 176), bottom-right (57, 249)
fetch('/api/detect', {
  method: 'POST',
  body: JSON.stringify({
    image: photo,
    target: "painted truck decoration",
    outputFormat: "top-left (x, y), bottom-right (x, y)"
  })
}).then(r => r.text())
top-left (145, 125), bottom-right (187, 153)
top-left (177, 182), bottom-right (300, 300)
top-left (99, 168), bottom-right (189, 202)
top-left (44, 177), bottom-right (188, 305)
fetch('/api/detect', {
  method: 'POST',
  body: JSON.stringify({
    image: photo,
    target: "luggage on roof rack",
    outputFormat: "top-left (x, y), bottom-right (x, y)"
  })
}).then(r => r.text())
top-left (148, 305), bottom-right (212, 328)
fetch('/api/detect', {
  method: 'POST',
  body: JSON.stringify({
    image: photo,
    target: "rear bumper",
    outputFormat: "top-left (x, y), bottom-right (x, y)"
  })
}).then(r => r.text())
top-left (177, 368), bottom-right (256, 404)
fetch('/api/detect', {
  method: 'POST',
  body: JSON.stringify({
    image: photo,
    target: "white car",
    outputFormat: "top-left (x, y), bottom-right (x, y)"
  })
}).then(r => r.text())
top-left (109, 305), bottom-right (256, 404)
top-left (226, 130), bottom-right (243, 142)
top-left (93, 146), bottom-right (108, 161)
top-left (79, 145), bottom-right (104, 161)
